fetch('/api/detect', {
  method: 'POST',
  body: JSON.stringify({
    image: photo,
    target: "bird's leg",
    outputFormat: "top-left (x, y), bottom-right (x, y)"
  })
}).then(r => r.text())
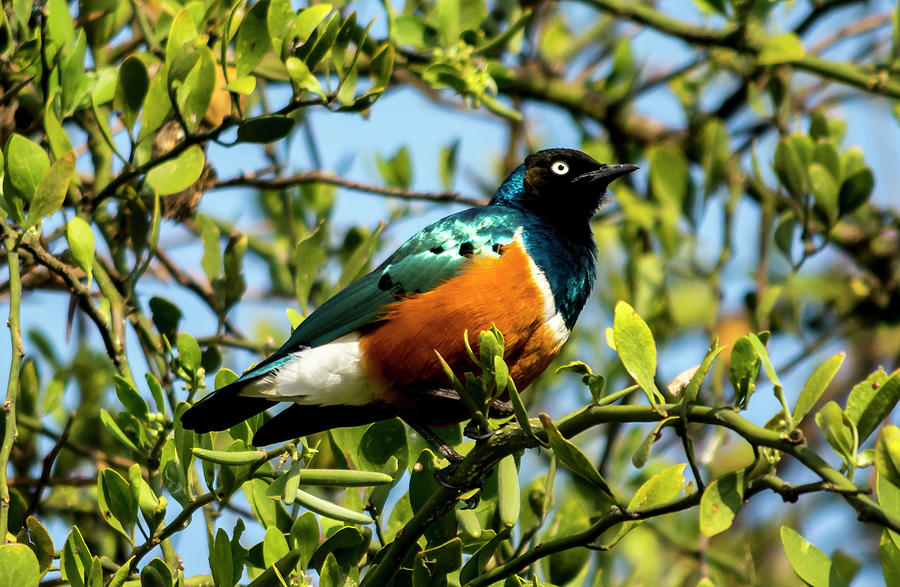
top-left (407, 421), bottom-right (464, 464)
top-left (406, 420), bottom-right (483, 508)
top-left (487, 399), bottom-right (513, 418)
top-left (463, 399), bottom-right (513, 440)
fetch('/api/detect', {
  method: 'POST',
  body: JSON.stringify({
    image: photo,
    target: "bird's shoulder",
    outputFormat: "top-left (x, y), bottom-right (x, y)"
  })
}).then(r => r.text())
top-left (255, 206), bottom-right (528, 364)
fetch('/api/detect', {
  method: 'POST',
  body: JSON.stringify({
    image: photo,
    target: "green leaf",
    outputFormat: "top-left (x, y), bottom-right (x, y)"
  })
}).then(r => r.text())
top-left (338, 223), bottom-right (383, 289)
top-left (681, 342), bottom-right (726, 405)
top-left (3, 133), bottom-right (49, 222)
top-left (145, 145), bottom-right (205, 195)
top-left (24, 151), bottom-right (75, 231)
top-left (0, 544), bottom-right (40, 587)
top-left (114, 55), bottom-right (150, 130)
top-left (165, 9), bottom-right (198, 65)
top-left (138, 66), bottom-right (172, 143)
top-left (191, 447), bottom-right (266, 465)
top-left (368, 43), bottom-right (394, 91)
top-left (66, 217), bottom-right (95, 288)
top-left (810, 163), bottom-right (839, 226)
top-left (305, 12), bottom-right (340, 69)
top-left (846, 369), bottom-right (900, 444)
top-left (263, 526), bottom-right (290, 569)
top-left (140, 558), bottom-right (172, 587)
top-left (541, 500), bottom-right (589, 584)
top-left (290, 512), bottom-right (320, 569)
top-left (729, 334), bottom-right (762, 407)
top-left (247, 550), bottom-right (301, 587)
top-left (149, 296), bottom-right (182, 343)
top-left (176, 332), bottom-right (202, 376)
top-left (16, 516), bottom-right (54, 578)
top-left (839, 167), bottom-right (874, 216)
top-left (780, 526), bottom-right (848, 587)
top-left (286, 5), bottom-right (333, 52)
top-left (266, 0), bottom-right (295, 56)
top-left (394, 15), bottom-right (429, 48)
top-left (60, 526), bottom-right (92, 587)
top-left (613, 301), bottom-right (663, 404)
top-left (224, 75), bottom-right (257, 94)
top-left (44, 103), bottom-right (74, 159)
top-left (236, 0), bottom-right (271, 77)
top-left (439, 140), bottom-right (460, 189)
top-left (700, 470), bottom-right (745, 537)
top-left (413, 538), bottom-right (463, 585)
top-left (816, 401), bottom-right (857, 464)
top-left (211, 528), bottom-right (233, 587)
top-left (285, 56), bottom-right (324, 96)
top-left (292, 489), bottom-right (373, 524)
top-left (437, 0), bottom-right (461, 46)
top-left (375, 145), bottom-right (413, 189)
top-left (632, 417), bottom-right (676, 468)
top-left (497, 455), bottom-right (520, 527)
top-left (649, 144), bottom-right (688, 205)
top-left (175, 45), bottom-right (216, 132)
top-left (600, 464), bottom-right (685, 548)
top-left (539, 413), bottom-right (614, 496)
top-left (195, 214), bottom-right (222, 281)
top-left (236, 115), bottom-right (295, 144)
top-left (759, 33), bottom-right (805, 65)
top-left (100, 408), bottom-right (140, 453)
top-left (293, 224), bottom-right (325, 312)
top-left (793, 352), bottom-right (845, 425)
top-left (97, 468), bottom-right (136, 541)
top-left (113, 375), bottom-right (149, 420)
top-left (746, 333), bottom-right (781, 389)
top-left (774, 136), bottom-right (807, 200)
top-left (876, 427), bottom-right (900, 489)
top-left (59, 31), bottom-right (90, 116)
top-left (461, 528), bottom-right (511, 585)
top-left (881, 530), bottom-right (900, 586)
top-left (220, 234), bottom-right (247, 310)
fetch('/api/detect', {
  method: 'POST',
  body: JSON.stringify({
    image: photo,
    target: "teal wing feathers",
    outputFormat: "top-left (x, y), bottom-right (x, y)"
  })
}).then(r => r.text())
top-left (239, 206), bottom-right (525, 379)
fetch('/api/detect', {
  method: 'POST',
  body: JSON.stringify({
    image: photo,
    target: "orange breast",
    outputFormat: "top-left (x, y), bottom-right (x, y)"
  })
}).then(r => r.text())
top-left (358, 240), bottom-right (566, 399)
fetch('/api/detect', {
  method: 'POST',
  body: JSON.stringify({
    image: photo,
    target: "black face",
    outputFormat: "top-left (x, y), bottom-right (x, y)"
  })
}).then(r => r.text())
top-left (523, 148), bottom-right (637, 219)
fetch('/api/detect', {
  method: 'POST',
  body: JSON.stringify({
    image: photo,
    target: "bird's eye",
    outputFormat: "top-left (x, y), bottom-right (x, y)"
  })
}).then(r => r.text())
top-left (550, 161), bottom-right (569, 175)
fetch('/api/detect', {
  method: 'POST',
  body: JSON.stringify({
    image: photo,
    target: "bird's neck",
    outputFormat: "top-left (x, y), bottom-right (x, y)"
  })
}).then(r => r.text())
top-left (518, 215), bottom-right (597, 330)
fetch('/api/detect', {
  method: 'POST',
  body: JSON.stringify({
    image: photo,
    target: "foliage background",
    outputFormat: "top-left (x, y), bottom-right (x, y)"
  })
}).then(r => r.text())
top-left (2, 0), bottom-right (900, 585)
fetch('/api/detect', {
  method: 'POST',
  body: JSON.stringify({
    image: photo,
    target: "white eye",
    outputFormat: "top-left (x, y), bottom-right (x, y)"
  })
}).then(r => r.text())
top-left (550, 161), bottom-right (569, 175)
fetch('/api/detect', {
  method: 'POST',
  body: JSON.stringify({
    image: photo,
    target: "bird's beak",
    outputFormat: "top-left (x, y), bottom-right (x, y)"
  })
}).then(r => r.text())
top-left (575, 163), bottom-right (639, 185)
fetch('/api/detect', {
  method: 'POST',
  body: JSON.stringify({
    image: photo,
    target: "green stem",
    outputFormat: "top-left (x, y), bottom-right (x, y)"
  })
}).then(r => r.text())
top-left (0, 236), bottom-right (24, 539)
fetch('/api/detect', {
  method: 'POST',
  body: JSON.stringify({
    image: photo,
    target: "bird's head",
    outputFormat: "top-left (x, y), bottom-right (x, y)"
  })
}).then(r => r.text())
top-left (492, 148), bottom-right (637, 221)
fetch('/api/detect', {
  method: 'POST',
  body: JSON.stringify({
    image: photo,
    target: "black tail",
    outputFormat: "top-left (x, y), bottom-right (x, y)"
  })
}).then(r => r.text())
top-left (251, 403), bottom-right (396, 446)
top-left (180, 378), bottom-right (277, 433)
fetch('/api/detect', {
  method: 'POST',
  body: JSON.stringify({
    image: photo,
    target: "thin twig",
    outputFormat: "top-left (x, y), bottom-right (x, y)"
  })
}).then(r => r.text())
top-left (213, 170), bottom-right (486, 207)
top-left (25, 412), bottom-right (75, 518)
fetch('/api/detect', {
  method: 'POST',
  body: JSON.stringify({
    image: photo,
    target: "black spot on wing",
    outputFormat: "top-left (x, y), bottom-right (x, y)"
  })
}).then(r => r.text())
top-left (430, 246), bottom-right (443, 254)
top-left (378, 271), bottom-right (406, 297)
top-left (458, 242), bottom-right (475, 257)
top-left (492, 243), bottom-right (503, 255)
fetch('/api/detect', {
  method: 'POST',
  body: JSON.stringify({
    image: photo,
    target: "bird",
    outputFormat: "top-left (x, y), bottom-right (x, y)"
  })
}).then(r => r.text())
top-left (181, 148), bottom-right (637, 457)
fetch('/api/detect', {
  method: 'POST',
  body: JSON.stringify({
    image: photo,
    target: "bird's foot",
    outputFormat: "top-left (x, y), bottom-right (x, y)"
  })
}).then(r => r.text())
top-left (488, 399), bottom-right (514, 418)
top-left (463, 419), bottom-right (494, 441)
top-left (434, 463), bottom-right (483, 509)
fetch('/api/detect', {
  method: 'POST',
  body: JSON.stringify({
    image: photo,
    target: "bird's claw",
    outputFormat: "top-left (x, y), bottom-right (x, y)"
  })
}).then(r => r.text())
top-left (463, 420), bottom-right (494, 441)
top-left (434, 463), bottom-right (484, 508)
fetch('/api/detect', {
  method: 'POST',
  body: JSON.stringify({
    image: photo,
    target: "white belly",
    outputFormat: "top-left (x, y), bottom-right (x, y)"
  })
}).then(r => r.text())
top-left (240, 333), bottom-right (381, 406)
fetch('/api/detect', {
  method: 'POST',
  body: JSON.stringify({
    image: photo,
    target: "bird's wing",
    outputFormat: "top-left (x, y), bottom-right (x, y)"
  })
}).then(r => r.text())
top-left (241, 206), bottom-right (524, 378)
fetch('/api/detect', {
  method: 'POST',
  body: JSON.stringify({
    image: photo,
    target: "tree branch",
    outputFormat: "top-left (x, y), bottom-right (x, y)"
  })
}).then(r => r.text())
top-left (0, 235), bottom-right (24, 539)
top-left (213, 170), bottom-right (486, 207)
